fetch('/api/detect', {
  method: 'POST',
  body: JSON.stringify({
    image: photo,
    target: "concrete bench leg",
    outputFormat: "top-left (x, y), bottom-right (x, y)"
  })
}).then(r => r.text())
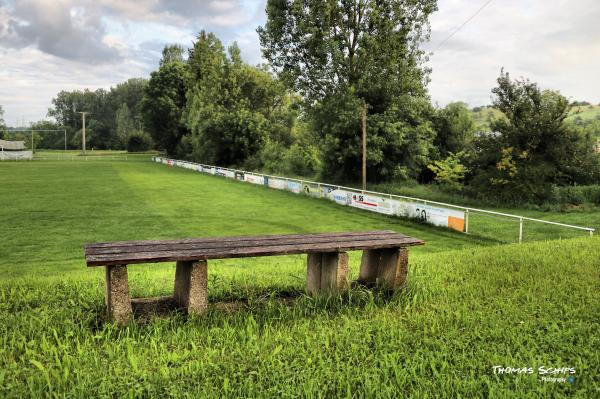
top-left (174, 260), bottom-right (208, 315)
top-left (307, 252), bottom-right (348, 295)
top-left (358, 248), bottom-right (409, 290)
top-left (105, 265), bottom-right (133, 325)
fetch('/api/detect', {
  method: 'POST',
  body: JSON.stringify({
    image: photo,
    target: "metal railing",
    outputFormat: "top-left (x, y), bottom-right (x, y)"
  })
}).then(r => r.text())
top-left (32, 154), bottom-right (129, 161)
top-left (154, 157), bottom-right (596, 243)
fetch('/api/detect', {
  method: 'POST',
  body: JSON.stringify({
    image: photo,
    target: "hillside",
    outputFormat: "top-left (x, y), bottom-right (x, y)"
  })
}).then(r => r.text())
top-left (471, 104), bottom-right (600, 131)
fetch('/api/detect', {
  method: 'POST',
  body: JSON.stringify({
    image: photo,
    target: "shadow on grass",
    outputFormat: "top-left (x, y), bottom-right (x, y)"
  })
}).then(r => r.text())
top-left (89, 283), bottom-right (420, 330)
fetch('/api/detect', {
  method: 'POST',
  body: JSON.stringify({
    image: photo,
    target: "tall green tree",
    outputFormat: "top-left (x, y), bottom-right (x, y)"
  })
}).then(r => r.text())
top-left (433, 102), bottom-right (476, 158)
top-left (141, 45), bottom-right (189, 155)
top-left (160, 44), bottom-right (185, 67)
top-left (470, 71), bottom-right (600, 203)
top-left (258, 0), bottom-right (438, 181)
top-left (183, 32), bottom-right (294, 168)
top-left (115, 103), bottom-right (135, 145)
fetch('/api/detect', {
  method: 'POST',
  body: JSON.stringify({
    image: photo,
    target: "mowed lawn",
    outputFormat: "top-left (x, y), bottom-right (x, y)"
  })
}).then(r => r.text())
top-left (0, 159), bottom-right (599, 397)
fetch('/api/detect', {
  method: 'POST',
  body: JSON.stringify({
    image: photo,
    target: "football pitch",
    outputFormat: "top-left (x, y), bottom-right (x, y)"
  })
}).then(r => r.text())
top-left (1, 158), bottom-right (598, 397)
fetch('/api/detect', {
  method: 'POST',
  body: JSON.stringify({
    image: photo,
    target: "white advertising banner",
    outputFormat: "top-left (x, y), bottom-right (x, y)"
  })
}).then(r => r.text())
top-left (244, 174), bottom-right (265, 185)
top-left (349, 193), bottom-right (395, 215)
top-left (302, 183), bottom-right (321, 198)
top-left (326, 188), bottom-right (352, 205)
top-left (394, 201), bottom-right (465, 232)
top-left (268, 177), bottom-right (286, 190)
top-left (286, 181), bottom-right (302, 193)
top-left (215, 168), bottom-right (235, 178)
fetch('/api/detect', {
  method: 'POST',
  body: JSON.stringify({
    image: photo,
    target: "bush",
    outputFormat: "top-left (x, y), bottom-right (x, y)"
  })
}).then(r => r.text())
top-left (126, 131), bottom-right (154, 152)
top-left (553, 185), bottom-right (600, 206)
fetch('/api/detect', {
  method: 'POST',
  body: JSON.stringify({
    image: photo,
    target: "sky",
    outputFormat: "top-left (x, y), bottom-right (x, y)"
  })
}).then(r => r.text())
top-left (0, 0), bottom-right (599, 126)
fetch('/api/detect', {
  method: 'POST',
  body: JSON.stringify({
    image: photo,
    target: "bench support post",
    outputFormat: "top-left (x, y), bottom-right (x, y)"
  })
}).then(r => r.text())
top-left (307, 252), bottom-right (348, 295)
top-left (105, 265), bottom-right (133, 325)
top-left (174, 260), bottom-right (208, 315)
top-left (358, 247), bottom-right (408, 290)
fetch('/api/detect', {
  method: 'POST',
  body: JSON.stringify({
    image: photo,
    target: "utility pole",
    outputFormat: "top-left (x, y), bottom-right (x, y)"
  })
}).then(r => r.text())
top-left (77, 112), bottom-right (89, 154)
top-left (361, 100), bottom-right (367, 191)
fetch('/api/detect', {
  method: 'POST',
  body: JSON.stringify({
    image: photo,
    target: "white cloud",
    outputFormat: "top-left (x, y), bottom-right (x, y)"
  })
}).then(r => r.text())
top-left (426, 0), bottom-right (600, 107)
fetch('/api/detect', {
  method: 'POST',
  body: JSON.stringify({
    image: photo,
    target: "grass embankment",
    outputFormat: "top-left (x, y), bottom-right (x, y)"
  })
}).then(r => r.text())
top-left (1, 160), bottom-right (598, 397)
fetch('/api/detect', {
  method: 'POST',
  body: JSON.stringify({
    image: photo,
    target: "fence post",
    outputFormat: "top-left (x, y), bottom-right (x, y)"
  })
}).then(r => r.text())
top-left (519, 217), bottom-right (523, 243)
top-left (465, 209), bottom-right (469, 234)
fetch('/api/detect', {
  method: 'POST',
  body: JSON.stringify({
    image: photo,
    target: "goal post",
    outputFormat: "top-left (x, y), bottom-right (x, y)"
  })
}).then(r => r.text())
top-left (7, 129), bottom-right (68, 154)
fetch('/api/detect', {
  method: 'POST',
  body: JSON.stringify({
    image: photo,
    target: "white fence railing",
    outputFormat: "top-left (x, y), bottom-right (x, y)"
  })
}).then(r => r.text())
top-left (153, 157), bottom-right (595, 243)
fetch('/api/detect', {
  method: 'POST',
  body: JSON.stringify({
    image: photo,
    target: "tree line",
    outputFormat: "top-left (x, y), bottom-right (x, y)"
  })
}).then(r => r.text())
top-left (5, 0), bottom-right (600, 205)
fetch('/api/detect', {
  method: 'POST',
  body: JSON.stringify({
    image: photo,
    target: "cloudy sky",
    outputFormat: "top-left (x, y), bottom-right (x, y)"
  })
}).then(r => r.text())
top-left (0, 0), bottom-right (599, 126)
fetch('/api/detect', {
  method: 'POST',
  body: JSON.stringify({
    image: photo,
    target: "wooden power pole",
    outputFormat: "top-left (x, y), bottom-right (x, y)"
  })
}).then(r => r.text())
top-left (362, 100), bottom-right (367, 191)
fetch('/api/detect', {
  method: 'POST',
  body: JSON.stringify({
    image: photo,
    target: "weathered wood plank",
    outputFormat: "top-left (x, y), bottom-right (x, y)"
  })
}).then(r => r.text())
top-left (85, 230), bottom-right (397, 251)
top-left (87, 236), bottom-right (423, 266)
top-left (86, 231), bottom-right (406, 256)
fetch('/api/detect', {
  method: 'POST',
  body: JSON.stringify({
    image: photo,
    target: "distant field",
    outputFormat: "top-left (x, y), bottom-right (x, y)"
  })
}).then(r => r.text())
top-left (471, 104), bottom-right (600, 131)
top-left (1, 159), bottom-right (598, 397)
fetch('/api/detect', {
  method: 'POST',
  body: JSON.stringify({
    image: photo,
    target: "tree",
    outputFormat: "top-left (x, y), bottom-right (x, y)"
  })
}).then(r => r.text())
top-left (0, 105), bottom-right (6, 139)
top-left (160, 44), bottom-right (185, 67)
top-left (115, 103), bottom-right (135, 145)
top-left (183, 32), bottom-right (294, 168)
top-left (141, 45), bottom-right (189, 155)
top-left (427, 152), bottom-right (468, 189)
top-left (433, 102), bottom-right (476, 158)
top-left (469, 71), bottom-right (600, 203)
top-left (258, 0), bottom-right (438, 181)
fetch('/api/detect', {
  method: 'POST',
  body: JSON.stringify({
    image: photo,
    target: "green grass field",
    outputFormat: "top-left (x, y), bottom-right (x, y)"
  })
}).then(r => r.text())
top-left (1, 158), bottom-right (599, 397)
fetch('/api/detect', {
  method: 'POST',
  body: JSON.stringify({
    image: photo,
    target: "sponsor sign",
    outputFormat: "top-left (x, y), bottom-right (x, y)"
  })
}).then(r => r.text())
top-left (326, 188), bottom-right (352, 205)
top-left (244, 174), bottom-right (265, 185)
top-left (286, 181), bottom-right (302, 193)
top-left (302, 183), bottom-right (321, 198)
top-left (268, 178), bottom-right (286, 190)
top-left (349, 193), bottom-right (394, 215)
top-left (215, 168), bottom-right (235, 178)
top-left (235, 171), bottom-right (244, 181)
top-left (394, 201), bottom-right (465, 232)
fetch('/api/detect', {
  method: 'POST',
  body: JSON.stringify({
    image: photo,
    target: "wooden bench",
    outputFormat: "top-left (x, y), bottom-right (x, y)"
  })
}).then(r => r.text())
top-left (84, 230), bottom-right (424, 325)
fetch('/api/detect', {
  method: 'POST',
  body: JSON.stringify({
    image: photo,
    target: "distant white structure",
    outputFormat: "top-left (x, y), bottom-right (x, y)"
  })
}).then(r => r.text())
top-left (0, 139), bottom-right (33, 160)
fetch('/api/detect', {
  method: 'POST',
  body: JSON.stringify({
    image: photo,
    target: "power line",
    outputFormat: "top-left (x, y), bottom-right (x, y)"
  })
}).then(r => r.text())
top-left (433, 0), bottom-right (495, 52)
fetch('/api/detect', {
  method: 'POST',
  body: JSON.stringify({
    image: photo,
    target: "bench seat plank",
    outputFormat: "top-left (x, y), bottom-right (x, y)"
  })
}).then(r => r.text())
top-left (85, 230), bottom-right (397, 250)
top-left (85, 231), bottom-right (423, 267)
top-left (86, 231), bottom-right (410, 256)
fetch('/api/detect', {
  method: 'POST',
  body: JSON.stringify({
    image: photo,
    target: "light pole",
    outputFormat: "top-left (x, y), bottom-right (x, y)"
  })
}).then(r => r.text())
top-left (361, 100), bottom-right (367, 191)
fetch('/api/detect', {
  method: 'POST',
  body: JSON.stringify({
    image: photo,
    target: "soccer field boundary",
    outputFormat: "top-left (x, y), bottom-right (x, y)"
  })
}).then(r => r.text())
top-left (153, 157), bottom-right (595, 244)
